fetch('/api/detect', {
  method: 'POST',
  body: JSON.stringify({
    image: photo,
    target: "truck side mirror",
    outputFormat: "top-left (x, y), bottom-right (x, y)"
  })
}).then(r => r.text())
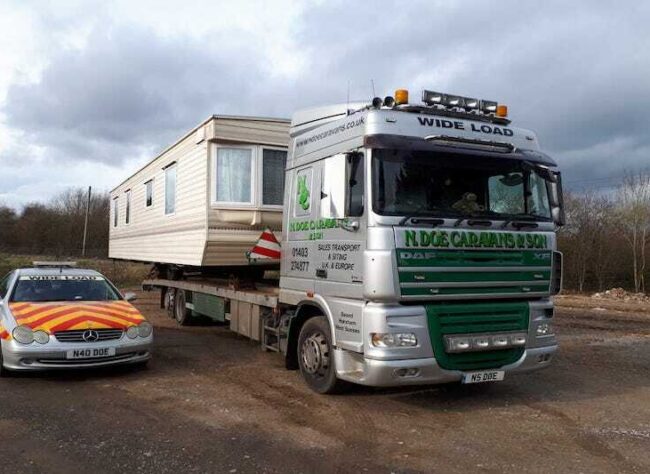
top-left (547, 172), bottom-right (565, 226)
top-left (321, 154), bottom-right (349, 219)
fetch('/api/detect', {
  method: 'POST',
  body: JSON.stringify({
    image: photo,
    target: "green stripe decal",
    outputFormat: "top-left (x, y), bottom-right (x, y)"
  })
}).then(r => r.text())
top-left (397, 249), bottom-right (552, 267)
top-left (426, 302), bottom-right (529, 371)
top-left (399, 270), bottom-right (551, 283)
top-left (402, 285), bottom-right (549, 297)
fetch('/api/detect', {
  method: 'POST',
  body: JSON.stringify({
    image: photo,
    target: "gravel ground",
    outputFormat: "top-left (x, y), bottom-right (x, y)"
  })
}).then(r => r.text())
top-left (0, 291), bottom-right (648, 473)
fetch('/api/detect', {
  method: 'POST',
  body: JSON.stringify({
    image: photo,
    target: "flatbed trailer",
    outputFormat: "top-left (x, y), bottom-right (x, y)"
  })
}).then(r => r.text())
top-left (142, 278), bottom-right (288, 353)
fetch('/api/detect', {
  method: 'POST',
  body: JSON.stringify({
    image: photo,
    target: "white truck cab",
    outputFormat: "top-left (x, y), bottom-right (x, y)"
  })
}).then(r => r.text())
top-left (279, 89), bottom-right (563, 393)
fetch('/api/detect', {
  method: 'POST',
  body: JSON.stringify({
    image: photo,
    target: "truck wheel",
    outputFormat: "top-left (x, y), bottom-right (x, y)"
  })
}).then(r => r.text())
top-left (297, 316), bottom-right (347, 394)
top-left (165, 288), bottom-right (176, 319)
top-left (174, 289), bottom-right (191, 326)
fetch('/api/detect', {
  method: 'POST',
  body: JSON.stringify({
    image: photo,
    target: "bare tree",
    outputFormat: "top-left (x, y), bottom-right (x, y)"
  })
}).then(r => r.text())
top-left (617, 171), bottom-right (650, 293)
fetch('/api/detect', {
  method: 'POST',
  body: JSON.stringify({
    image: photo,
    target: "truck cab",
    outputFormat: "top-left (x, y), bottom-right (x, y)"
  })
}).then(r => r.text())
top-left (280, 89), bottom-right (563, 392)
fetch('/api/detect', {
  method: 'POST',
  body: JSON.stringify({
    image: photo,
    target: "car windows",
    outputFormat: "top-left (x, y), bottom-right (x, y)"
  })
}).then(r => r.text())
top-left (10, 276), bottom-right (122, 303)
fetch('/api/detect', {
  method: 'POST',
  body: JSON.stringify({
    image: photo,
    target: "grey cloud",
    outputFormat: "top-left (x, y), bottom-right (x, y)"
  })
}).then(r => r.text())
top-left (2, 0), bottom-right (649, 199)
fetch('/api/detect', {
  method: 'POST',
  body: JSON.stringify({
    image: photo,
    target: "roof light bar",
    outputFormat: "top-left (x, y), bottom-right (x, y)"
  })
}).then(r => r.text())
top-left (422, 90), bottom-right (505, 117)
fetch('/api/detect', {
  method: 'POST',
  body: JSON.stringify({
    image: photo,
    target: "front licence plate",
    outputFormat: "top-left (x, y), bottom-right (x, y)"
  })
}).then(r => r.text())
top-left (66, 347), bottom-right (116, 359)
top-left (462, 370), bottom-right (505, 384)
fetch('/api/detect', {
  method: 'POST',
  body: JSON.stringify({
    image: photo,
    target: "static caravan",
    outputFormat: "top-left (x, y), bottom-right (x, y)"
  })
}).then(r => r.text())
top-left (109, 115), bottom-right (290, 271)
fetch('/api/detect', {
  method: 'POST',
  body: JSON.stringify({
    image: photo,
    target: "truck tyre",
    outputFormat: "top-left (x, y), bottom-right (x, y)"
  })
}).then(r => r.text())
top-left (174, 289), bottom-right (191, 326)
top-left (297, 315), bottom-right (347, 394)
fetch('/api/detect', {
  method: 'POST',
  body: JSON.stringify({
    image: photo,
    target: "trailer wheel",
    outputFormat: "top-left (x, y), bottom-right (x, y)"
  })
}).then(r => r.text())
top-left (174, 289), bottom-right (191, 326)
top-left (165, 288), bottom-right (176, 318)
top-left (297, 316), bottom-right (347, 394)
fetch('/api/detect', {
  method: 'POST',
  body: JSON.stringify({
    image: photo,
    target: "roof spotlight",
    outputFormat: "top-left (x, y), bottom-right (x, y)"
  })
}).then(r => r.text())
top-left (464, 98), bottom-right (479, 110)
top-left (422, 90), bottom-right (443, 106)
top-left (480, 100), bottom-right (498, 114)
top-left (371, 97), bottom-right (383, 109)
top-left (383, 96), bottom-right (396, 108)
top-left (443, 94), bottom-right (464, 108)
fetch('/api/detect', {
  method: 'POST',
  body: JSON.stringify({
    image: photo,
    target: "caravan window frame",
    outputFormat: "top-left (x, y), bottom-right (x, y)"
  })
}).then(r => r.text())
top-left (144, 179), bottom-right (154, 209)
top-left (112, 197), bottom-right (119, 227)
top-left (258, 146), bottom-right (287, 210)
top-left (125, 189), bottom-right (131, 225)
top-left (211, 144), bottom-right (257, 208)
top-left (164, 162), bottom-right (177, 216)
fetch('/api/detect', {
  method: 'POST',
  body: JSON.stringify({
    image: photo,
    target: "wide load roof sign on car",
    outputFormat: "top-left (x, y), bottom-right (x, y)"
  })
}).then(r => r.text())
top-left (32, 261), bottom-right (77, 268)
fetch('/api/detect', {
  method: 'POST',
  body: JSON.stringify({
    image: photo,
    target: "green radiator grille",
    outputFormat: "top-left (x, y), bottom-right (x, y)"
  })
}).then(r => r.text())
top-left (398, 249), bottom-right (552, 299)
top-left (426, 302), bottom-right (529, 371)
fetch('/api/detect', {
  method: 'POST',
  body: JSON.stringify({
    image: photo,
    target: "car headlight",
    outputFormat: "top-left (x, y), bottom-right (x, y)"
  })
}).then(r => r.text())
top-left (33, 330), bottom-right (50, 344)
top-left (138, 322), bottom-right (153, 338)
top-left (126, 326), bottom-right (139, 339)
top-left (12, 326), bottom-right (34, 344)
top-left (371, 332), bottom-right (418, 347)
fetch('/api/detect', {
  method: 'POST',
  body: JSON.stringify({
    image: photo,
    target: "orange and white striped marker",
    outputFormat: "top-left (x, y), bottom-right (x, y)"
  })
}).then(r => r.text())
top-left (248, 228), bottom-right (281, 261)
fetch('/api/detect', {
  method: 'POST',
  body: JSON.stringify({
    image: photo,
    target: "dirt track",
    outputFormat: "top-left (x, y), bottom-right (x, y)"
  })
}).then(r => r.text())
top-left (1, 292), bottom-right (649, 473)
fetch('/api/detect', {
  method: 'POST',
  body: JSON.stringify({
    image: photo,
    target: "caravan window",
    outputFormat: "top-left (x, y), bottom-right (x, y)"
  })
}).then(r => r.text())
top-left (145, 180), bottom-right (153, 207)
top-left (262, 149), bottom-right (286, 206)
top-left (215, 147), bottom-right (253, 204)
top-left (113, 197), bottom-right (118, 227)
top-left (125, 190), bottom-right (131, 224)
top-left (165, 164), bottom-right (176, 215)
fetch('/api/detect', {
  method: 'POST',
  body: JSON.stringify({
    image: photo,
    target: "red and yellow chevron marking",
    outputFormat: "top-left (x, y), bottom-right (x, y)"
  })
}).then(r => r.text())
top-left (8, 301), bottom-right (145, 333)
top-left (0, 324), bottom-right (10, 340)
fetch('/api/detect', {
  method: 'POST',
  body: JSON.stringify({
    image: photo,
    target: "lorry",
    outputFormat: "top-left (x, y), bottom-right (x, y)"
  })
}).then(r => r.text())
top-left (112, 89), bottom-right (564, 393)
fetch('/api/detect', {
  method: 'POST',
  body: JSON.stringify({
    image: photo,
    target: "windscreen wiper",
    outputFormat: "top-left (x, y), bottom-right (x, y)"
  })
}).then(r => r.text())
top-left (398, 216), bottom-right (445, 227)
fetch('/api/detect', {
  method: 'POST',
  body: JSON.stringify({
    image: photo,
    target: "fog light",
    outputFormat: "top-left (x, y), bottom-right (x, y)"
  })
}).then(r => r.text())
top-left (472, 336), bottom-right (490, 349)
top-left (371, 332), bottom-right (417, 347)
top-left (510, 334), bottom-right (527, 346)
top-left (447, 337), bottom-right (471, 352)
top-left (536, 322), bottom-right (553, 336)
top-left (491, 335), bottom-right (509, 347)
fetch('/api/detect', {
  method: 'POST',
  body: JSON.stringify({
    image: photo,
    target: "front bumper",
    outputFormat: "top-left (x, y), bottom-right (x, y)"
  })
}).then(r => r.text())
top-left (334, 344), bottom-right (557, 387)
top-left (1, 335), bottom-right (153, 371)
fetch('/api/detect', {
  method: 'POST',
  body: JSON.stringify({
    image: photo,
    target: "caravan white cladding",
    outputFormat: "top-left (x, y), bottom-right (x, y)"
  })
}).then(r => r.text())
top-left (109, 115), bottom-right (290, 267)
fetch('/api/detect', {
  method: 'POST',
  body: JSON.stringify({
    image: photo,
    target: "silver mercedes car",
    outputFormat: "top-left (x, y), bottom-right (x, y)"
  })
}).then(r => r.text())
top-left (0, 263), bottom-right (153, 374)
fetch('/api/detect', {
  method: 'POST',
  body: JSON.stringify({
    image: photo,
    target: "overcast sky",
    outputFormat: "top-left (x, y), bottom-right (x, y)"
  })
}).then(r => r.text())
top-left (1, 0), bottom-right (648, 208)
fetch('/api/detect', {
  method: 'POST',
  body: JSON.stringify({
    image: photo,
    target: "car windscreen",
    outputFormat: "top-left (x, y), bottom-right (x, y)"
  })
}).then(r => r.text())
top-left (372, 148), bottom-right (552, 220)
top-left (10, 275), bottom-right (122, 303)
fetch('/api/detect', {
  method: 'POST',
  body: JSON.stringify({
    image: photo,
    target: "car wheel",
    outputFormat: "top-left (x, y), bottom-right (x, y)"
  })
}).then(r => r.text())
top-left (297, 316), bottom-right (347, 394)
top-left (0, 345), bottom-right (9, 378)
top-left (174, 289), bottom-right (191, 326)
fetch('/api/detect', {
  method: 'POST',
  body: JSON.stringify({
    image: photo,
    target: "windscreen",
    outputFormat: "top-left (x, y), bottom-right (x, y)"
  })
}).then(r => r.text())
top-left (11, 276), bottom-right (122, 303)
top-left (372, 149), bottom-right (552, 220)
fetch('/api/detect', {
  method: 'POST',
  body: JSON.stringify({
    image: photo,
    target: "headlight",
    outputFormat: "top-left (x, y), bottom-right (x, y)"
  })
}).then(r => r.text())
top-left (12, 326), bottom-right (34, 344)
top-left (126, 326), bottom-right (139, 339)
top-left (536, 322), bottom-right (554, 336)
top-left (138, 322), bottom-right (153, 338)
top-left (371, 332), bottom-right (417, 347)
top-left (33, 330), bottom-right (50, 344)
